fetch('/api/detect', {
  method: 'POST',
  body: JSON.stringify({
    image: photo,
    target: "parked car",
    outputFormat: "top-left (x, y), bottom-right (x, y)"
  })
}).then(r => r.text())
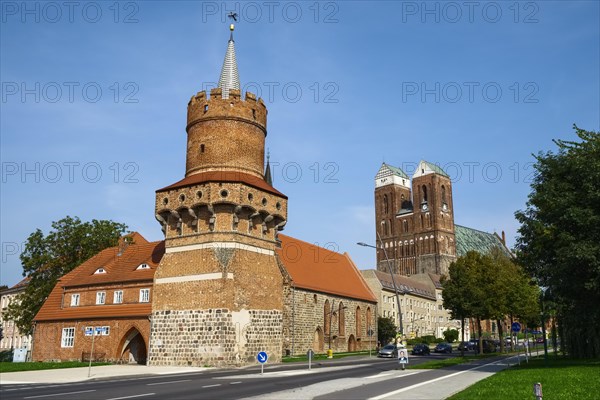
top-left (434, 342), bottom-right (453, 353)
top-left (378, 344), bottom-right (406, 358)
top-left (474, 339), bottom-right (497, 354)
top-left (411, 343), bottom-right (431, 355)
top-left (458, 341), bottom-right (475, 351)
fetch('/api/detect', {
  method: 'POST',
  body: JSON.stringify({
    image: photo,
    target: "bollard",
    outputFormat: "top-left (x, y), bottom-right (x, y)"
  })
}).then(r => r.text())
top-left (533, 382), bottom-right (543, 400)
top-left (327, 349), bottom-right (333, 359)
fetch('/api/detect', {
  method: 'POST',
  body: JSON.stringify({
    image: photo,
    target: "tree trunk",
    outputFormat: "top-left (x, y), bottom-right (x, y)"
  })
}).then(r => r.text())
top-left (460, 318), bottom-right (465, 357)
top-left (477, 318), bottom-right (483, 354)
top-left (497, 319), bottom-right (504, 353)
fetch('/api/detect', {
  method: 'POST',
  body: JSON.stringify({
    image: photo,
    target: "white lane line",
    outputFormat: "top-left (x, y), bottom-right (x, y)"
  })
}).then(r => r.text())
top-left (147, 379), bottom-right (191, 386)
top-left (229, 381), bottom-right (242, 385)
top-left (105, 394), bottom-right (156, 400)
top-left (202, 384), bottom-right (221, 388)
top-left (24, 390), bottom-right (96, 399)
top-left (366, 373), bottom-right (392, 379)
top-left (368, 360), bottom-right (508, 400)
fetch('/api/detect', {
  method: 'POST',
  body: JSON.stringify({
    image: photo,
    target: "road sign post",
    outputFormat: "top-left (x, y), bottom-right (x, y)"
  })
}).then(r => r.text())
top-left (397, 348), bottom-right (409, 371)
top-left (257, 351), bottom-right (268, 375)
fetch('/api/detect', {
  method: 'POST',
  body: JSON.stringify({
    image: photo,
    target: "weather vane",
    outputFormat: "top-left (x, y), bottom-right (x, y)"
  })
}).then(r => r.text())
top-left (227, 12), bottom-right (238, 22)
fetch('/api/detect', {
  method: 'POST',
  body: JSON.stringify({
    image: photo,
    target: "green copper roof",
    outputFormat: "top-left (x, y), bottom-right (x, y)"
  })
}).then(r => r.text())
top-left (423, 161), bottom-right (450, 178)
top-left (382, 163), bottom-right (409, 179)
top-left (455, 225), bottom-right (512, 258)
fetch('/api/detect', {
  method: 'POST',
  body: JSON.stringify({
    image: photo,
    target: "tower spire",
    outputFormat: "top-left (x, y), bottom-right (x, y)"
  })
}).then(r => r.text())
top-left (264, 149), bottom-right (273, 185)
top-left (217, 22), bottom-right (240, 99)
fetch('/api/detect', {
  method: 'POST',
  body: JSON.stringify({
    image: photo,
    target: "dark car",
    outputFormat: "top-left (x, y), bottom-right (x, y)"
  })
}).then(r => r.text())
top-left (458, 341), bottom-right (475, 351)
top-left (474, 339), bottom-right (497, 353)
top-left (434, 342), bottom-right (453, 353)
top-left (411, 343), bottom-right (431, 355)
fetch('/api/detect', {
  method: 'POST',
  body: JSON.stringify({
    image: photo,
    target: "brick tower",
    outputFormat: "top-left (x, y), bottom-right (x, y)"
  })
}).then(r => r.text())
top-left (374, 161), bottom-right (456, 276)
top-left (148, 25), bottom-right (288, 367)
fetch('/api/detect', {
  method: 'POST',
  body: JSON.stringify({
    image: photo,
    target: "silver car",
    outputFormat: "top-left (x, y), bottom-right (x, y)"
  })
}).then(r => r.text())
top-left (377, 344), bottom-right (406, 358)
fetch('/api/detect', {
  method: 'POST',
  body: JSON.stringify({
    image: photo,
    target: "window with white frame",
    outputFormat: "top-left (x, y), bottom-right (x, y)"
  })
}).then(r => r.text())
top-left (139, 288), bottom-right (150, 303)
top-left (70, 293), bottom-right (80, 306)
top-left (61, 327), bottom-right (75, 347)
top-left (113, 290), bottom-right (123, 304)
top-left (96, 291), bottom-right (106, 305)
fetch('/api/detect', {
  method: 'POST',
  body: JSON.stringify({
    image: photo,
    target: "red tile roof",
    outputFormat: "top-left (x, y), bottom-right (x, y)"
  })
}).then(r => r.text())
top-left (157, 171), bottom-right (287, 198)
top-left (277, 235), bottom-right (376, 303)
top-left (34, 233), bottom-right (164, 322)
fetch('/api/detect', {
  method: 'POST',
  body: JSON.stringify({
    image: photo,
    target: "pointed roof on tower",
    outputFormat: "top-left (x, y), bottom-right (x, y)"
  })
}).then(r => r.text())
top-left (264, 150), bottom-right (273, 185)
top-left (218, 24), bottom-right (240, 99)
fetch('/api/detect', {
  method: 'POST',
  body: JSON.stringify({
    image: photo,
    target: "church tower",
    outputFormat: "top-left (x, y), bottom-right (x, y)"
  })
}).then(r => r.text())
top-left (374, 161), bottom-right (456, 277)
top-left (148, 25), bottom-right (288, 367)
top-left (411, 161), bottom-right (456, 275)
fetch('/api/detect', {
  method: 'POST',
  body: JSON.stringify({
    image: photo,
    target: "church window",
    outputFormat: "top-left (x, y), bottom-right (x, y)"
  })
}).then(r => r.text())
top-left (441, 185), bottom-right (447, 203)
top-left (200, 144), bottom-right (205, 153)
top-left (422, 185), bottom-right (428, 202)
top-left (324, 300), bottom-right (331, 335)
top-left (403, 220), bottom-right (408, 233)
top-left (383, 195), bottom-right (389, 214)
top-left (339, 302), bottom-right (346, 336)
top-left (356, 306), bottom-right (362, 337)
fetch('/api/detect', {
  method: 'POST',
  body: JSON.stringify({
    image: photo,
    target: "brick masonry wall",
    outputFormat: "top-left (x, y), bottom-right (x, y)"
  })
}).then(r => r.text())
top-left (32, 318), bottom-right (149, 363)
top-left (282, 286), bottom-right (376, 355)
top-left (148, 308), bottom-right (282, 367)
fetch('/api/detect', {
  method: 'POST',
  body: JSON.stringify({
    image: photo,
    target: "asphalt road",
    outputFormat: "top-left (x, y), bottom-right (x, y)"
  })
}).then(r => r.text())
top-left (0, 353), bottom-right (481, 400)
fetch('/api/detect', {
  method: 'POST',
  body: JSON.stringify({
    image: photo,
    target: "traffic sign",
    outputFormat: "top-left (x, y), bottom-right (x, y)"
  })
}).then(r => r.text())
top-left (511, 322), bottom-right (521, 332)
top-left (257, 351), bottom-right (268, 364)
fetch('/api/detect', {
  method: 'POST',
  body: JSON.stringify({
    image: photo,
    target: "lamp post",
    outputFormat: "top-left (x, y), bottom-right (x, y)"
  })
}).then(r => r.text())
top-left (358, 234), bottom-right (405, 341)
top-left (539, 286), bottom-right (549, 365)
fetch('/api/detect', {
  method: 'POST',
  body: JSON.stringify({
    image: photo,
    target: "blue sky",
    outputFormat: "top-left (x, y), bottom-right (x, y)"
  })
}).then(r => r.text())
top-left (1, 1), bottom-right (599, 287)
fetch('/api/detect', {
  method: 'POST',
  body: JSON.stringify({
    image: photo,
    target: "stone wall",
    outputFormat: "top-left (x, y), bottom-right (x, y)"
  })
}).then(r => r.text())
top-left (282, 286), bottom-right (376, 356)
top-left (148, 308), bottom-right (282, 367)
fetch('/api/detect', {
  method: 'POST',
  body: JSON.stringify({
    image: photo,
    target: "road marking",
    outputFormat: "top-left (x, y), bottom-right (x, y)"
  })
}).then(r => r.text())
top-left (368, 360), bottom-right (509, 400)
top-left (366, 373), bottom-right (392, 379)
top-left (229, 381), bottom-right (242, 385)
top-left (24, 390), bottom-right (96, 399)
top-left (105, 394), bottom-right (155, 400)
top-left (202, 384), bottom-right (221, 388)
top-left (147, 379), bottom-right (191, 386)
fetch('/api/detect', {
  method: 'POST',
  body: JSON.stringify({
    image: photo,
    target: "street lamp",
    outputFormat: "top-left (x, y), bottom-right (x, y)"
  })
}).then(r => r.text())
top-left (539, 286), bottom-right (549, 365)
top-left (357, 233), bottom-right (405, 340)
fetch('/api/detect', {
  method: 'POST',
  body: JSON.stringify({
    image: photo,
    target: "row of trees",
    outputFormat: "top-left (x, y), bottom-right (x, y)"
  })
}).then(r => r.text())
top-left (4, 216), bottom-right (128, 335)
top-left (441, 249), bottom-right (540, 355)
top-left (515, 126), bottom-right (600, 359)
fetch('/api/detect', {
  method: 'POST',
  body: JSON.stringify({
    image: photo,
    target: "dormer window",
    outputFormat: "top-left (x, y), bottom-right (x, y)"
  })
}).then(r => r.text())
top-left (94, 267), bottom-right (106, 274)
top-left (136, 263), bottom-right (150, 270)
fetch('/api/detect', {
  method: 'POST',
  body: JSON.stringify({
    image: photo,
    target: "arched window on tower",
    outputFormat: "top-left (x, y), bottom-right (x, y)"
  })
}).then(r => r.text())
top-left (422, 185), bottom-right (428, 203)
top-left (403, 220), bottom-right (408, 233)
top-left (441, 185), bottom-right (447, 204)
top-left (383, 195), bottom-right (389, 214)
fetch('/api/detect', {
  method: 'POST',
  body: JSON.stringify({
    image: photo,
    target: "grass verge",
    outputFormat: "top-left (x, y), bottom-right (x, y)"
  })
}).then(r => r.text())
top-left (0, 361), bottom-right (111, 373)
top-left (448, 357), bottom-right (600, 400)
top-left (407, 354), bottom-right (498, 370)
top-left (282, 350), bottom-right (374, 363)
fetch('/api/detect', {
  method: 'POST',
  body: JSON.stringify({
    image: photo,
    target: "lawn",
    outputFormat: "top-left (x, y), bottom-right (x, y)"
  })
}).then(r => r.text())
top-left (282, 350), bottom-right (374, 363)
top-left (0, 361), bottom-right (110, 373)
top-left (407, 354), bottom-right (498, 369)
top-left (448, 357), bottom-right (600, 400)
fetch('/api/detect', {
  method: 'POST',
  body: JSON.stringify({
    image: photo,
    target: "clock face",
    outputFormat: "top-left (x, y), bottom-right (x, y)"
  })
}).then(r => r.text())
top-left (442, 203), bottom-right (448, 211)
top-left (421, 203), bottom-right (428, 212)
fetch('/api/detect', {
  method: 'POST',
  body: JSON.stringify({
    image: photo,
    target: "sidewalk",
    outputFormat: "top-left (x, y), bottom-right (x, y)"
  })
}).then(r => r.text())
top-left (0, 364), bottom-right (210, 385)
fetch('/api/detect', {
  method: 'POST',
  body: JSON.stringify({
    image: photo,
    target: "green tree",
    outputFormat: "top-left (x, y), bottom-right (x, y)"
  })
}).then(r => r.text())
top-left (515, 125), bottom-right (600, 358)
top-left (443, 329), bottom-right (459, 343)
top-left (3, 216), bottom-right (128, 334)
top-left (377, 316), bottom-right (397, 346)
